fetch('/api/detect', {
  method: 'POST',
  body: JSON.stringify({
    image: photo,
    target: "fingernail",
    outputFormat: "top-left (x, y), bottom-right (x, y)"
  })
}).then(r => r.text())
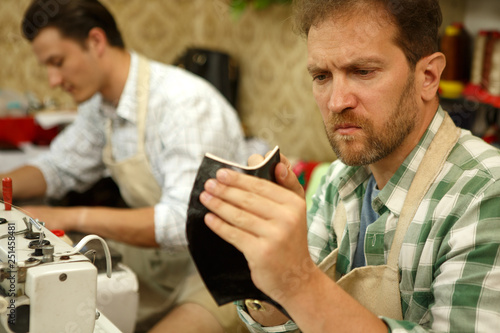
top-left (280, 165), bottom-right (288, 178)
top-left (200, 191), bottom-right (213, 202)
top-left (205, 213), bottom-right (214, 223)
top-left (205, 179), bottom-right (216, 191)
top-left (217, 169), bottom-right (229, 182)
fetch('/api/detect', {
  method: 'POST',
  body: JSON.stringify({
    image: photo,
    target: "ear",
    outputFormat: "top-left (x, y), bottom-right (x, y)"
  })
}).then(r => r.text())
top-left (86, 27), bottom-right (108, 57)
top-left (417, 52), bottom-right (446, 102)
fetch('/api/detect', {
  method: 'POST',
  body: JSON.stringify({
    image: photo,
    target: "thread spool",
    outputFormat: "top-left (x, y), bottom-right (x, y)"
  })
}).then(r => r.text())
top-left (487, 33), bottom-right (500, 96)
top-left (2, 177), bottom-right (12, 211)
top-left (470, 30), bottom-right (489, 85)
top-left (454, 22), bottom-right (471, 82)
top-left (481, 31), bottom-right (499, 90)
top-left (441, 24), bottom-right (461, 81)
top-left (440, 23), bottom-right (470, 99)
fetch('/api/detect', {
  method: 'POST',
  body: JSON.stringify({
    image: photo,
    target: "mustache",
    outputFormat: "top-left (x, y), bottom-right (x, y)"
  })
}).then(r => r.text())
top-left (327, 110), bottom-right (368, 128)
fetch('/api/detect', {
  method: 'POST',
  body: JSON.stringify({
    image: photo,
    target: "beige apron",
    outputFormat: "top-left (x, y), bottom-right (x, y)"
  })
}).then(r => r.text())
top-left (318, 113), bottom-right (461, 320)
top-left (102, 55), bottom-right (194, 329)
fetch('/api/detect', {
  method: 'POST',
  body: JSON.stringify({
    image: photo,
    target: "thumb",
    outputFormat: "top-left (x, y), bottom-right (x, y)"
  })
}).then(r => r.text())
top-left (275, 158), bottom-right (304, 198)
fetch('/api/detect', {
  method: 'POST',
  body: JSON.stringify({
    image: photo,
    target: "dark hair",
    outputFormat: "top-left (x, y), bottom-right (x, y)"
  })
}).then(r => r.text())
top-left (22, 0), bottom-right (125, 48)
top-left (293, 0), bottom-right (442, 68)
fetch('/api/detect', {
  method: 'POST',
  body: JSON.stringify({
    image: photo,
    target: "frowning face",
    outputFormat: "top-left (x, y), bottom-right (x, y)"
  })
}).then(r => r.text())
top-left (307, 10), bottom-right (420, 166)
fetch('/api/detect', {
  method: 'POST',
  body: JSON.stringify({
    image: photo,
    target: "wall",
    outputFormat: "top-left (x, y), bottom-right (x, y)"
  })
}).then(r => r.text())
top-left (464, 0), bottom-right (500, 35)
top-left (440, 0), bottom-right (467, 32)
top-left (0, 0), bottom-right (334, 161)
top-left (0, 0), bottom-right (471, 162)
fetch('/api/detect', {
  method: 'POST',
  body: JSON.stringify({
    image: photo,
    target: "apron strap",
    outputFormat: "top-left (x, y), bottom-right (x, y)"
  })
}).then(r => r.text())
top-left (317, 201), bottom-right (347, 274)
top-left (102, 54), bottom-right (162, 207)
top-left (386, 113), bottom-right (461, 268)
top-left (136, 55), bottom-right (150, 152)
top-left (333, 200), bottom-right (347, 241)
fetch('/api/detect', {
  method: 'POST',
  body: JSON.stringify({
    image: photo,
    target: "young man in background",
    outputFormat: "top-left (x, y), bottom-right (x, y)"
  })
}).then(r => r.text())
top-left (1, 0), bottom-right (249, 332)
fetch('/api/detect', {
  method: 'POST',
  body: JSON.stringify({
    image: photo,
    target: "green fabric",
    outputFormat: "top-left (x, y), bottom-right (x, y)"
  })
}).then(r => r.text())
top-left (305, 162), bottom-right (331, 209)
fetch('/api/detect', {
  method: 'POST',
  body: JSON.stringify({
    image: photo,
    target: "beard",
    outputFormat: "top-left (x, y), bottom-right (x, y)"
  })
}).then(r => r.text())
top-left (324, 72), bottom-right (418, 166)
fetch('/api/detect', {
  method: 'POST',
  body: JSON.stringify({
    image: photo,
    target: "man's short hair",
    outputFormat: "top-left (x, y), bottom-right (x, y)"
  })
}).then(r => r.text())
top-left (293, 0), bottom-right (442, 68)
top-left (22, 0), bottom-right (125, 48)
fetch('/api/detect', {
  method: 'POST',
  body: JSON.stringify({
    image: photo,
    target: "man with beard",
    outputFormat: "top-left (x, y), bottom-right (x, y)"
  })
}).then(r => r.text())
top-left (197, 0), bottom-right (500, 332)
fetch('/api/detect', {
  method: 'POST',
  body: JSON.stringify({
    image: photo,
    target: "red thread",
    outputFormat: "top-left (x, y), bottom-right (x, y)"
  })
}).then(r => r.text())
top-left (2, 177), bottom-right (12, 211)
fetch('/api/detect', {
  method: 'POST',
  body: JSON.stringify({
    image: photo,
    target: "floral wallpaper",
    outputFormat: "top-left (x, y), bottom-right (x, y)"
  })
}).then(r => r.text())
top-left (0, 0), bottom-right (465, 161)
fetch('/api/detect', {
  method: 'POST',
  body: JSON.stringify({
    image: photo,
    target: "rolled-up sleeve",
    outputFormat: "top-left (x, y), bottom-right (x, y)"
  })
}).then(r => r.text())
top-left (27, 97), bottom-right (107, 199)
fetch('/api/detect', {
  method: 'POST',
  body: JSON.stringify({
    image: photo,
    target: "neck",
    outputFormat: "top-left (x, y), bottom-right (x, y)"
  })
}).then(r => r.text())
top-left (99, 48), bottom-right (130, 106)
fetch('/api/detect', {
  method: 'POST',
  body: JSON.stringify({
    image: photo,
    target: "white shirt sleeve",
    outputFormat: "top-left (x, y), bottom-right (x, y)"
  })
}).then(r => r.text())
top-left (28, 96), bottom-right (108, 199)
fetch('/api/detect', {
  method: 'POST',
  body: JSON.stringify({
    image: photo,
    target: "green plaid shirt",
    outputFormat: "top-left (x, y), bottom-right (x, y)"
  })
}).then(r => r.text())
top-left (237, 107), bottom-right (500, 332)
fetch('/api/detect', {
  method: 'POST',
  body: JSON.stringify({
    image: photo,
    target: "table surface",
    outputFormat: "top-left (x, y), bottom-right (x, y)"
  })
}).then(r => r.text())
top-left (0, 143), bottom-right (49, 173)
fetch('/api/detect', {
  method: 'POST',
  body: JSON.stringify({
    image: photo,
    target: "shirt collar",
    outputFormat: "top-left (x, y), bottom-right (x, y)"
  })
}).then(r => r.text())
top-left (99, 51), bottom-right (139, 124)
top-left (373, 106), bottom-right (446, 215)
top-left (338, 165), bottom-right (371, 199)
top-left (118, 51), bottom-right (140, 124)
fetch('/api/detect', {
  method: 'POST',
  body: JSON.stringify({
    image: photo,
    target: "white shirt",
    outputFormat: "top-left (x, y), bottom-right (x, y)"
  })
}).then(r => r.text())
top-left (30, 52), bottom-right (248, 251)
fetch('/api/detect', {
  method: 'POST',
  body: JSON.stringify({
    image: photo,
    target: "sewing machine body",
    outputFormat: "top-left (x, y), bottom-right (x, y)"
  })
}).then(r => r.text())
top-left (0, 206), bottom-right (98, 333)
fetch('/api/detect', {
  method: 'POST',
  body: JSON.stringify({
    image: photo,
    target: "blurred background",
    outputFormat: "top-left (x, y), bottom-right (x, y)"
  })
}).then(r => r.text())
top-left (0, 0), bottom-right (499, 165)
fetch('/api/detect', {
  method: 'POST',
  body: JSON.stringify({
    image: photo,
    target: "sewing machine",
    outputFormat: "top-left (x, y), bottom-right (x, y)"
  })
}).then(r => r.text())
top-left (0, 178), bottom-right (121, 333)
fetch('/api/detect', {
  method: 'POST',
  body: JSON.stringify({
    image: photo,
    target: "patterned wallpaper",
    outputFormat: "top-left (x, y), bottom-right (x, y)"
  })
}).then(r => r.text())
top-left (0, 0), bottom-right (465, 162)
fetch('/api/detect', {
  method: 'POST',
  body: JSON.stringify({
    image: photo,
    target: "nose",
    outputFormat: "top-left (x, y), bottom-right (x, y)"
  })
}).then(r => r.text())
top-left (327, 76), bottom-right (357, 114)
top-left (47, 67), bottom-right (63, 88)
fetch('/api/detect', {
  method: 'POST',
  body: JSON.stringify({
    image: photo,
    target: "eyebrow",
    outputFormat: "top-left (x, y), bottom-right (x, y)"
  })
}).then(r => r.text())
top-left (347, 57), bottom-right (385, 68)
top-left (307, 57), bottom-right (386, 74)
top-left (307, 64), bottom-right (323, 75)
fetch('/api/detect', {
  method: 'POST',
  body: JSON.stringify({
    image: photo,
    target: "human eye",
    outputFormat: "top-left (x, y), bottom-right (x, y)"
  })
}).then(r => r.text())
top-left (49, 57), bottom-right (64, 67)
top-left (312, 72), bottom-right (330, 83)
top-left (353, 68), bottom-right (376, 78)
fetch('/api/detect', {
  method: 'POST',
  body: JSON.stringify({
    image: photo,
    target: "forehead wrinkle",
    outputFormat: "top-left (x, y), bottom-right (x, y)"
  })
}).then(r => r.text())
top-left (309, 3), bottom-right (400, 53)
top-left (308, 54), bottom-right (386, 74)
top-left (307, 18), bottom-right (398, 75)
